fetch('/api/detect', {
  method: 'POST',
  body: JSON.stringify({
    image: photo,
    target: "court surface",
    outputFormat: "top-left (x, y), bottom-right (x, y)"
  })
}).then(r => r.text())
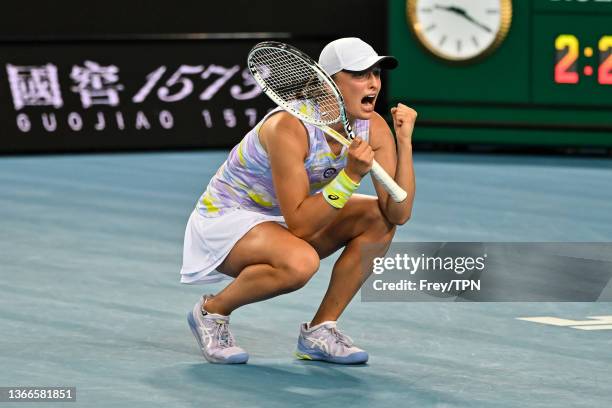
top-left (1, 151), bottom-right (611, 408)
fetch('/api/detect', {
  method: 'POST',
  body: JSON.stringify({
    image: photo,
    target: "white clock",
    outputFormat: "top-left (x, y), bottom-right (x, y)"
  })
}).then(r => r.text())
top-left (406, 0), bottom-right (512, 62)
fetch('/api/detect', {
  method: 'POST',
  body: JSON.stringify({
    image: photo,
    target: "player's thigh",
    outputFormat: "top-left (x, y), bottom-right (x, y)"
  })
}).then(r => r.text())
top-left (305, 194), bottom-right (395, 259)
top-left (217, 221), bottom-right (319, 278)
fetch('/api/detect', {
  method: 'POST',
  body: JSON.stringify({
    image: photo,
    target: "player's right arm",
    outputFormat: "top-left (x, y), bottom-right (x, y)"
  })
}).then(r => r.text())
top-left (259, 113), bottom-right (372, 239)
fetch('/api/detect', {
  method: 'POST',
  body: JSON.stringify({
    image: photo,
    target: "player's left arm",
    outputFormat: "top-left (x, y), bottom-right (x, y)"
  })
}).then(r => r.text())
top-left (368, 103), bottom-right (416, 225)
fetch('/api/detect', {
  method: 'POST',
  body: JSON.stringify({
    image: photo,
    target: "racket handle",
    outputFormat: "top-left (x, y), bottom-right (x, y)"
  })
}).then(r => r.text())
top-left (371, 160), bottom-right (408, 203)
top-left (319, 125), bottom-right (408, 202)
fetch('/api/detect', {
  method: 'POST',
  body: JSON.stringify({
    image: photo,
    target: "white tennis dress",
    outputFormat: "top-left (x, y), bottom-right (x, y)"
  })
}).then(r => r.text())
top-left (180, 108), bottom-right (370, 284)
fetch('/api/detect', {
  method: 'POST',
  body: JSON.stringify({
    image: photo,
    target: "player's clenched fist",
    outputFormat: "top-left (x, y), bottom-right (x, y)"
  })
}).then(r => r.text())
top-left (390, 103), bottom-right (417, 143)
top-left (345, 137), bottom-right (375, 182)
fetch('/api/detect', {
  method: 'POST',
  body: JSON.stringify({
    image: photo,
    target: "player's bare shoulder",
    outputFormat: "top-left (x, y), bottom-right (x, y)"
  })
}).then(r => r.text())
top-left (368, 111), bottom-right (395, 149)
top-left (258, 112), bottom-right (309, 158)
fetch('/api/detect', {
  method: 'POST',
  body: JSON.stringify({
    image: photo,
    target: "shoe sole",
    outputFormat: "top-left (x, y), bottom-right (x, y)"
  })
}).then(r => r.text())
top-left (295, 347), bottom-right (368, 364)
top-left (187, 311), bottom-right (248, 364)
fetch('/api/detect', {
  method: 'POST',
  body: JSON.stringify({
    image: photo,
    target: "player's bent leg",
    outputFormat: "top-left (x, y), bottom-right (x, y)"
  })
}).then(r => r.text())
top-left (205, 221), bottom-right (320, 316)
top-left (309, 195), bottom-right (396, 323)
top-left (295, 194), bottom-right (396, 364)
top-left (188, 222), bottom-right (319, 364)
top-left (303, 194), bottom-right (396, 260)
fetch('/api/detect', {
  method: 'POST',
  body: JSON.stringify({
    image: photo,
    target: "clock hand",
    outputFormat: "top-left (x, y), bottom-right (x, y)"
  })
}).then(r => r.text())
top-left (459, 11), bottom-right (493, 33)
top-left (434, 4), bottom-right (493, 33)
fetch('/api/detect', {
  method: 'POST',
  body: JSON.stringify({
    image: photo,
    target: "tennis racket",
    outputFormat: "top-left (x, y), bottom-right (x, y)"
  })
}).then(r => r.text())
top-left (247, 41), bottom-right (408, 203)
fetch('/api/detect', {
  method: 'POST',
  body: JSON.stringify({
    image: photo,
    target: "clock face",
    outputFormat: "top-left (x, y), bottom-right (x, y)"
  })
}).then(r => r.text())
top-left (407, 0), bottom-right (512, 62)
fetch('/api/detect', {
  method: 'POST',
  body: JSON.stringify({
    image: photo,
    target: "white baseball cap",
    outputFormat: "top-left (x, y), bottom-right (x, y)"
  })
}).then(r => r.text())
top-left (318, 37), bottom-right (398, 76)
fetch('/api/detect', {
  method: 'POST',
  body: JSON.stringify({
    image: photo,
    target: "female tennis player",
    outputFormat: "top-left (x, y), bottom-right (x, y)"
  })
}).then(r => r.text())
top-left (181, 37), bottom-right (416, 364)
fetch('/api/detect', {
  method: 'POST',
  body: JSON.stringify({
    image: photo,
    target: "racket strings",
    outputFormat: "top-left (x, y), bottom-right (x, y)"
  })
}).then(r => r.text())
top-left (249, 48), bottom-right (341, 125)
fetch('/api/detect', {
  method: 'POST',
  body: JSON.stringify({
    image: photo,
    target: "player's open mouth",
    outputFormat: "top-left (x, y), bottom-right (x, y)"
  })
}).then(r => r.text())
top-left (361, 95), bottom-right (376, 109)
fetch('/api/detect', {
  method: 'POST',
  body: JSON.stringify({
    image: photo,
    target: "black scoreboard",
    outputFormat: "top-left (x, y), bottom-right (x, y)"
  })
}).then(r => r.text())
top-left (0, 0), bottom-right (386, 154)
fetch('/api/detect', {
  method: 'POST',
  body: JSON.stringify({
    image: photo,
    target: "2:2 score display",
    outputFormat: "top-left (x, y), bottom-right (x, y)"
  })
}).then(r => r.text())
top-left (554, 34), bottom-right (612, 84)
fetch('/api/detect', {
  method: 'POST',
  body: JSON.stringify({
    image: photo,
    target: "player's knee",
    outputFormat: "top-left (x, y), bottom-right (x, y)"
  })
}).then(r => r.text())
top-left (362, 201), bottom-right (382, 224)
top-left (363, 201), bottom-right (396, 240)
top-left (278, 247), bottom-right (320, 291)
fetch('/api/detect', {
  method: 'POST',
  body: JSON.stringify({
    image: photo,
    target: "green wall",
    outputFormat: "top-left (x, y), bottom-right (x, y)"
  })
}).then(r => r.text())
top-left (388, 0), bottom-right (612, 147)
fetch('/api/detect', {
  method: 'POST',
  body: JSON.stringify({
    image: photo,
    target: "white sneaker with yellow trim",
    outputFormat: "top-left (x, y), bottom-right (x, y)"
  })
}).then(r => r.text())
top-left (295, 321), bottom-right (368, 364)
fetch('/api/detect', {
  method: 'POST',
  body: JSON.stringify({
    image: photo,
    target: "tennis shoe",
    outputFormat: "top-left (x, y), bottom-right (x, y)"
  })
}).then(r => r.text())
top-left (187, 295), bottom-right (248, 364)
top-left (295, 321), bottom-right (368, 364)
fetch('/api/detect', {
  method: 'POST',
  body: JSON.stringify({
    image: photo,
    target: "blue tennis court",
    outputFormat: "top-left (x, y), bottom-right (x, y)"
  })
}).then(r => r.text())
top-left (1, 151), bottom-right (611, 407)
